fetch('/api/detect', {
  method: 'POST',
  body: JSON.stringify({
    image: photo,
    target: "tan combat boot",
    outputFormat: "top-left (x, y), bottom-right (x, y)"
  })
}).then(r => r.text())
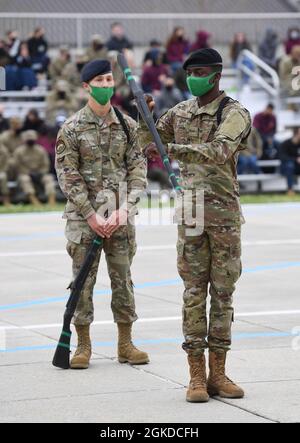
top-left (29, 194), bottom-right (42, 207)
top-left (70, 325), bottom-right (92, 369)
top-left (207, 351), bottom-right (244, 399)
top-left (48, 193), bottom-right (56, 206)
top-left (186, 354), bottom-right (209, 403)
top-left (117, 323), bottom-right (149, 365)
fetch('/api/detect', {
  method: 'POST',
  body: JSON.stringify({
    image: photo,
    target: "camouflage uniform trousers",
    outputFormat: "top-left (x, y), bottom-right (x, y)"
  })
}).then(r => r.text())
top-left (19, 173), bottom-right (56, 196)
top-left (0, 172), bottom-right (9, 196)
top-left (177, 224), bottom-right (242, 356)
top-left (66, 220), bottom-right (138, 326)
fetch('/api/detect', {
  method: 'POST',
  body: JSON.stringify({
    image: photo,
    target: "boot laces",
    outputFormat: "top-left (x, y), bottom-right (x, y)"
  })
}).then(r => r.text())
top-left (215, 357), bottom-right (234, 385)
top-left (190, 358), bottom-right (206, 389)
top-left (76, 334), bottom-right (91, 355)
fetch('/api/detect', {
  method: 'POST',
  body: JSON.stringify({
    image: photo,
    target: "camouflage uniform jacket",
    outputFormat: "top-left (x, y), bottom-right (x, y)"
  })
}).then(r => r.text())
top-left (55, 104), bottom-right (147, 221)
top-left (0, 143), bottom-right (9, 173)
top-left (14, 144), bottom-right (50, 175)
top-left (139, 92), bottom-right (252, 226)
top-left (0, 130), bottom-right (23, 155)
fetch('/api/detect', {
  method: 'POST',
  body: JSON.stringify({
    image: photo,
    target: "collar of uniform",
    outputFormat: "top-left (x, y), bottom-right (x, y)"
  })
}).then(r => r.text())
top-left (81, 104), bottom-right (120, 127)
top-left (191, 91), bottom-right (227, 117)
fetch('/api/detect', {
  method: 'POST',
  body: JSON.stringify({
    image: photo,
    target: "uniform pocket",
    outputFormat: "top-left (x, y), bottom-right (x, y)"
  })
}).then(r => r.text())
top-left (65, 221), bottom-right (83, 244)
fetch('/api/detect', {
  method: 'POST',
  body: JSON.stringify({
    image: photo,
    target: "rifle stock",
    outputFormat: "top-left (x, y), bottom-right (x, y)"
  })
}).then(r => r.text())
top-left (52, 237), bottom-right (102, 369)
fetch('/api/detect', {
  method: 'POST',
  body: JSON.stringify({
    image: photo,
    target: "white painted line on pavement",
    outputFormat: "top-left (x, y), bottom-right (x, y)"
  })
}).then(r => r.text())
top-left (1, 239), bottom-right (300, 258)
top-left (1, 310), bottom-right (300, 332)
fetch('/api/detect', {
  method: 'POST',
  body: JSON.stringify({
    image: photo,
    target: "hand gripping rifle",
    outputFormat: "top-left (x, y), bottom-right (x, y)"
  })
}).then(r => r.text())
top-left (53, 56), bottom-right (182, 369)
top-left (117, 53), bottom-right (182, 194)
top-left (52, 236), bottom-right (103, 369)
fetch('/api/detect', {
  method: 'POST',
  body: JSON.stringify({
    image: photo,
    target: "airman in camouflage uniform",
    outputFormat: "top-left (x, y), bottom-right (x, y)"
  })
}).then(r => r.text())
top-left (0, 142), bottom-right (10, 206)
top-left (55, 59), bottom-right (149, 370)
top-left (14, 130), bottom-right (56, 206)
top-left (46, 80), bottom-right (78, 126)
top-left (140, 49), bottom-right (251, 402)
top-left (48, 46), bottom-right (71, 82)
top-left (0, 116), bottom-right (23, 181)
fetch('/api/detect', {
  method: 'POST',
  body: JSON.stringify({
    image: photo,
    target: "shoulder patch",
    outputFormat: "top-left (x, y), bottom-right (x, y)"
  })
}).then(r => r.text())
top-left (56, 138), bottom-right (66, 155)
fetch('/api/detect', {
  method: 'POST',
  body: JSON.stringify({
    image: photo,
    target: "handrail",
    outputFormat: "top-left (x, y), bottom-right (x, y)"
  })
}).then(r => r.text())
top-left (237, 49), bottom-right (280, 97)
top-left (0, 12), bottom-right (300, 19)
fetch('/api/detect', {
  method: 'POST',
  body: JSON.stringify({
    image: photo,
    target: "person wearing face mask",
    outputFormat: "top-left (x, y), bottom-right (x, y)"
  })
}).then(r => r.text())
top-left (0, 116), bottom-right (23, 156)
top-left (49, 46), bottom-right (71, 81)
top-left (46, 80), bottom-right (78, 126)
top-left (55, 59), bottom-right (148, 370)
top-left (156, 76), bottom-right (184, 117)
top-left (166, 27), bottom-right (190, 74)
top-left (285, 27), bottom-right (300, 55)
top-left (0, 116), bottom-right (24, 182)
top-left (279, 45), bottom-right (300, 99)
top-left (139, 48), bottom-right (251, 403)
top-left (85, 35), bottom-right (108, 62)
top-left (14, 130), bottom-right (56, 206)
top-left (62, 50), bottom-right (89, 92)
top-left (141, 51), bottom-right (169, 94)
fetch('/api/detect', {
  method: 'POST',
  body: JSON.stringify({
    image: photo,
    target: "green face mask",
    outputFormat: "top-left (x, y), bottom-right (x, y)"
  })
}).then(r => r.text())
top-left (186, 72), bottom-right (216, 97)
top-left (89, 85), bottom-right (114, 105)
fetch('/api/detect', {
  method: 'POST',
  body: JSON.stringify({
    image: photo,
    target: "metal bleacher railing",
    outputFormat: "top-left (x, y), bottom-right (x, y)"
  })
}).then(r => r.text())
top-left (0, 12), bottom-right (300, 47)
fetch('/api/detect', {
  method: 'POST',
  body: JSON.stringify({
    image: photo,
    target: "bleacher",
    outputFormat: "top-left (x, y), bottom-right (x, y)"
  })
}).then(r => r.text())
top-left (1, 0), bottom-right (299, 199)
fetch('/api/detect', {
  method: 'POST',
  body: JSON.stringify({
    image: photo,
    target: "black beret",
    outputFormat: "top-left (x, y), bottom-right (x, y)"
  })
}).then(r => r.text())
top-left (183, 48), bottom-right (223, 70)
top-left (81, 59), bottom-right (112, 83)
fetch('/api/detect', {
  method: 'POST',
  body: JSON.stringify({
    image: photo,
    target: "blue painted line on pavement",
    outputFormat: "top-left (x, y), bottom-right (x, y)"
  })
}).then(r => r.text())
top-left (0, 331), bottom-right (297, 353)
top-left (0, 231), bottom-right (63, 242)
top-left (1, 261), bottom-right (300, 312)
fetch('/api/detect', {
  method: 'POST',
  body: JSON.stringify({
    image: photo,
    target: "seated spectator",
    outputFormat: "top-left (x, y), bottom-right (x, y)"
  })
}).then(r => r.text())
top-left (46, 80), bottom-right (78, 126)
top-left (27, 27), bottom-right (49, 74)
top-left (0, 116), bottom-right (24, 180)
top-left (0, 39), bottom-right (10, 67)
top-left (254, 103), bottom-right (279, 170)
top-left (0, 116), bottom-right (23, 156)
top-left (280, 127), bottom-right (300, 195)
top-left (6, 30), bottom-right (21, 59)
top-left (143, 40), bottom-right (168, 66)
top-left (0, 106), bottom-right (9, 133)
top-left (238, 127), bottom-right (262, 175)
top-left (285, 27), bottom-right (300, 55)
top-left (49, 46), bottom-right (70, 82)
top-left (155, 76), bottom-right (183, 117)
top-left (141, 52), bottom-right (169, 94)
top-left (166, 27), bottom-right (190, 74)
top-left (230, 32), bottom-right (252, 67)
top-left (279, 45), bottom-right (300, 98)
top-left (14, 41), bottom-right (37, 90)
top-left (190, 30), bottom-right (211, 53)
top-left (85, 35), bottom-right (108, 62)
top-left (62, 49), bottom-right (88, 91)
top-left (106, 22), bottom-right (133, 52)
top-left (258, 29), bottom-right (279, 70)
top-left (14, 130), bottom-right (56, 206)
top-left (37, 125), bottom-right (58, 174)
top-left (0, 142), bottom-right (10, 206)
top-left (174, 67), bottom-right (190, 100)
top-left (22, 109), bottom-right (45, 132)
top-left (253, 104), bottom-right (276, 135)
top-left (230, 32), bottom-right (254, 84)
